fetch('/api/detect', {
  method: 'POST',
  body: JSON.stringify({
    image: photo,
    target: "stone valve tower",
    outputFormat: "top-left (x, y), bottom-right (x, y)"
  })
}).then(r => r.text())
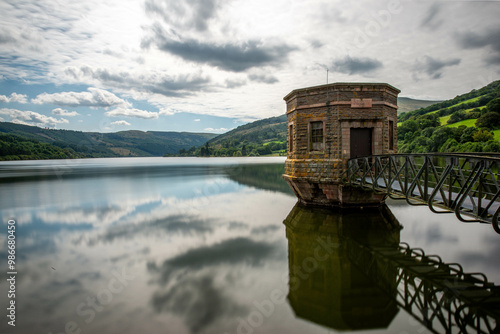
top-left (283, 82), bottom-right (400, 207)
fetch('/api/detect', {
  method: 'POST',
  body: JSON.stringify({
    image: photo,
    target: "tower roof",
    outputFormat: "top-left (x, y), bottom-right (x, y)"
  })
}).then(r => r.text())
top-left (284, 82), bottom-right (401, 102)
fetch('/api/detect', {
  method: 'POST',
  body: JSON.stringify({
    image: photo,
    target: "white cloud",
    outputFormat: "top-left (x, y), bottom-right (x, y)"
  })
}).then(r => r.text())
top-left (0, 108), bottom-right (69, 128)
top-left (105, 107), bottom-right (159, 119)
top-left (194, 119), bottom-right (201, 122)
top-left (0, 93), bottom-right (28, 104)
top-left (32, 87), bottom-right (131, 108)
top-left (111, 120), bottom-right (131, 126)
top-left (52, 108), bottom-right (80, 117)
top-left (158, 107), bottom-right (175, 116)
top-left (204, 127), bottom-right (229, 133)
top-left (63, 65), bottom-right (212, 98)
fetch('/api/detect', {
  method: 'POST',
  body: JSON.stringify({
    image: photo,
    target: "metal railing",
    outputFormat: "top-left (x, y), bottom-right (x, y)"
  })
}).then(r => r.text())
top-left (343, 154), bottom-right (500, 234)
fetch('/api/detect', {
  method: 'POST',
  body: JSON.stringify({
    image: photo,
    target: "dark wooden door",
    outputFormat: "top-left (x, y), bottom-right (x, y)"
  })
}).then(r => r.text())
top-left (350, 128), bottom-right (372, 158)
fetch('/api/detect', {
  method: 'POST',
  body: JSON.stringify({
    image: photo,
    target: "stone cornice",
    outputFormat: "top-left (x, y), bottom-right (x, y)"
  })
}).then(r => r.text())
top-left (287, 100), bottom-right (398, 113)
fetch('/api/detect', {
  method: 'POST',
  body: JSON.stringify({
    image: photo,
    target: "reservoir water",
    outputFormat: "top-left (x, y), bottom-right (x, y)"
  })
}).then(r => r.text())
top-left (0, 157), bottom-right (498, 333)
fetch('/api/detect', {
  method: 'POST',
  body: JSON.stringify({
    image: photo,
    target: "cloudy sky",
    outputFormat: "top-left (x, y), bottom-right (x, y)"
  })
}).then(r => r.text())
top-left (0, 0), bottom-right (499, 133)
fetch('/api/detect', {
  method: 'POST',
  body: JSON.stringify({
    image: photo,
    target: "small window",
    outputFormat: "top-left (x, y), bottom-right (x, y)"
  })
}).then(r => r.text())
top-left (289, 124), bottom-right (294, 153)
top-left (389, 120), bottom-right (394, 150)
top-left (310, 121), bottom-right (324, 151)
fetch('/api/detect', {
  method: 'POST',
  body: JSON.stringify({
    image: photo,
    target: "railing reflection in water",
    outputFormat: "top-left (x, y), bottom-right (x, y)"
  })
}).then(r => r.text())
top-left (283, 204), bottom-right (500, 333)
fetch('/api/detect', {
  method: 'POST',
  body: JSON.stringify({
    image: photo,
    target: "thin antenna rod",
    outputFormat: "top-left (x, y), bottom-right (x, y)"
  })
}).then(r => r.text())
top-left (326, 68), bottom-right (329, 102)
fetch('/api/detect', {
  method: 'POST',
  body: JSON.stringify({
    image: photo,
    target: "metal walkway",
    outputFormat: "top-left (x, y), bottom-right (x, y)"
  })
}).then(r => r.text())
top-left (343, 154), bottom-right (500, 234)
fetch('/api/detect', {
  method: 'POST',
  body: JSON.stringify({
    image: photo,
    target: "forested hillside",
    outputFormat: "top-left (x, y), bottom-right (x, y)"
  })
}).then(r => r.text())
top-left (177, 115), bottom-right (287, 157)
top-left (0, 122), bottom-right (216, 160)
top-left (0, 133), bottom-right (84, 161)
top-left (397, 80), bottom-right (500, 153)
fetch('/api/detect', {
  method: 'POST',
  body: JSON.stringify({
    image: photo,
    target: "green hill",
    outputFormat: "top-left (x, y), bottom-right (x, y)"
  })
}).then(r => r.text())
top-left (0, 122), bottom-right (217, 160)
top-left (399, 80), bottom-right (500, 123)
top-left (209, 114), bottom-right (287, 146)
top-left (0, 133), bottom-right (85, 161)
top-left (179, 114), bottom-right (287, 157)
top-left (397, 80), bottom-right (500, 153)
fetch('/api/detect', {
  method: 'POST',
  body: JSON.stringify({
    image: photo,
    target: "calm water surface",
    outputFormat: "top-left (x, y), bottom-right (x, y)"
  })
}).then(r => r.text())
top-left (0, 157), bottom-right (498, 334)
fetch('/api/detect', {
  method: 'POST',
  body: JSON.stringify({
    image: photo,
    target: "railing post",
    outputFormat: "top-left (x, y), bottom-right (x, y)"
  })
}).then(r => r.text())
top-left (448, 157), bottom-right (454, 207)
top-left (424, 155), bottom-right (429, 202)
top-left (387, 155), bottom-right (392, 195)
top-left (404, 156), bottom-right (409, 196)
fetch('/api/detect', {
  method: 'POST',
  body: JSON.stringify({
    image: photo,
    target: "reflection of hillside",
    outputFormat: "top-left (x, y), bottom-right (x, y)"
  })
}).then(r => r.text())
top-left (284, 204), bottom-right (500, 333)
top-left (227, 163), bottom-right (294, 195)
top-left (0, 163), bottom-right (216, 183)
top-left (284, 204), bottom-right (401, 331)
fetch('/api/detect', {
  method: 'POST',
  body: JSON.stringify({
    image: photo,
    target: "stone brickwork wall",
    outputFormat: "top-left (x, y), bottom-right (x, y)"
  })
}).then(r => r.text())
top-left (283, 82), bottom-right (400, 207)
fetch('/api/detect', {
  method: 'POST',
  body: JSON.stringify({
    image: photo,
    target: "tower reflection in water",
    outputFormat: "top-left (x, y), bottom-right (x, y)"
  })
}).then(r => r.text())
top-left (284, 204), bottom-right (500, 333)
top-left (284, 204), bottom-right (401, 331)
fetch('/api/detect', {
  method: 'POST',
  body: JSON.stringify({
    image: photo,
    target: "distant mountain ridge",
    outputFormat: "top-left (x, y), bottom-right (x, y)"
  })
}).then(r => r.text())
top-left (0, 122), bottom-right (217, 158)
top-left (397, 97), bottom-right (442, 114)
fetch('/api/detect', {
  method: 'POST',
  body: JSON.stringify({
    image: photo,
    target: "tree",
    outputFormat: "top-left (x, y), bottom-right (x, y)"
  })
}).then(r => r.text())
top-left (447, 111), bottom-right (466, 124)
top-left (257, 145), bottom-right (272, 156)
top-left (458, 141), bottom-right (484, 153)
top-left (459, 127), bottom-right (477, 143)
top-left (398, 120), bottom-right (418, 140)
top-left (200, 142), bottom-right (212, 156)
top-left (486, 98), bottom-right (500, 114)
top-left (217, 148), bottom-right (228, 156)
top-left (421, 127), bottom-right (435, 138)
top-left (473, 129), bottom-right (494, 142)
top-left (439, 138), bottom-right (459, 152)
top-left (430, 127), bottom-right (455, 152)
top-left (484, 141), bottom-right (500, 152)
top-left (476, 112), bottom-right (500, 129)
top-left (417, 113), bottom-right (440, 129)
top-left (412, 136), bottom-right (433, 152)
top-left (248, 149), bottom-right (259, 156)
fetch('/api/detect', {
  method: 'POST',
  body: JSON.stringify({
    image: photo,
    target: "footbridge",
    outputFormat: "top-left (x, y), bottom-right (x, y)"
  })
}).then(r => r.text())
top-left (343, 153), bottom-right (500, 234)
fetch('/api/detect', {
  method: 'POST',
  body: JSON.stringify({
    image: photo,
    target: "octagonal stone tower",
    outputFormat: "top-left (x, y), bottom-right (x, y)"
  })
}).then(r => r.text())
top-left (283, 82), bottom-right (400, 207)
